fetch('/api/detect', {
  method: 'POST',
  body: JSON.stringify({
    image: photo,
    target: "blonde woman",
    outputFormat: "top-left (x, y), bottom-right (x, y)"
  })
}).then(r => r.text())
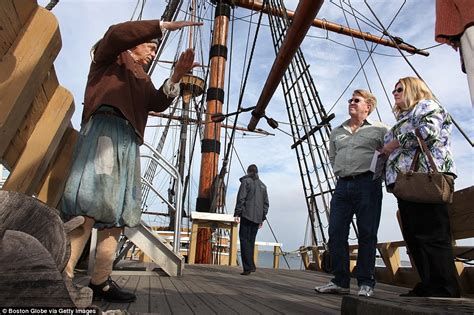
top-left (381, 77), bottom-right (460, 298)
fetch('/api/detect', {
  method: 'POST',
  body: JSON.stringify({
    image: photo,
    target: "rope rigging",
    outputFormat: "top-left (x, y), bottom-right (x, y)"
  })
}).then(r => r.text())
top-left (364, 0), bottom-right (474, 147)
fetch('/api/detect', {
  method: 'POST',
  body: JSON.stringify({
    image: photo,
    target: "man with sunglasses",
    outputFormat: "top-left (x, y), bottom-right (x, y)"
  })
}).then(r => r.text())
top-left (315, 89), bottom-right (388, 297)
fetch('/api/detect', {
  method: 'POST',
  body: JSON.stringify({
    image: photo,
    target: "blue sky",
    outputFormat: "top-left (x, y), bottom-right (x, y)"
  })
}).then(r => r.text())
top-left (37, 0), bottom-right (473, 253)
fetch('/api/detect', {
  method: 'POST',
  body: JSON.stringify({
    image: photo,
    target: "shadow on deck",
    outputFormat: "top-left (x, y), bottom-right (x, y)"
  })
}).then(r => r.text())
top-left (76, 265), bottom-right (474, 314)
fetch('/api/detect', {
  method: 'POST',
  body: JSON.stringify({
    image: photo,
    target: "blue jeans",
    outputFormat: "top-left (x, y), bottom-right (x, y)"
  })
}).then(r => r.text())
top-left (328, 173), bottom-right (382, 288)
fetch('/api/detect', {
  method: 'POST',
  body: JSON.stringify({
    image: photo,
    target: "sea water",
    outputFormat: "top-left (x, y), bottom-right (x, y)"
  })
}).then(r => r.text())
top-left (237, 251), bottom-right (412, 270)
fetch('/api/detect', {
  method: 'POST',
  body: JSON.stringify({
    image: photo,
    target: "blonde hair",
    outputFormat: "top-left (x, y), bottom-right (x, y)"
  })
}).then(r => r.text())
top-left (394, 77), bottom-right (434, 117)
top-left (353, 89), bottom-right (377, 114)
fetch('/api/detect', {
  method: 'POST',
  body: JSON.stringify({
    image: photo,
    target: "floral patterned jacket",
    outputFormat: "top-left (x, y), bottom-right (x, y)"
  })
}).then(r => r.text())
top-left (384, 99), bottom-right (456, 189)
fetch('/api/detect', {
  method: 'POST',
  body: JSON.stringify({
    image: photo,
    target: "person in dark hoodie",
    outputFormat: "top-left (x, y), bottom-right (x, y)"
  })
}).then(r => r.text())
top-left (234, 164), bottom-right (269, 275)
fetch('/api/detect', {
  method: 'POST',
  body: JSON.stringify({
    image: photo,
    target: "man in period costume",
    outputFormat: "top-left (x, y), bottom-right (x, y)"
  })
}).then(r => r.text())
top-left (61, 19), bottom-right (201, 303)
top-left (435, 0), bottom-right (474, 106)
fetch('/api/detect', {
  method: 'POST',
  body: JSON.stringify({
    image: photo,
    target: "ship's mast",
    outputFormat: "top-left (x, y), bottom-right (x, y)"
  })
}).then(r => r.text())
top-left (169, 0), bottom-right (205, 229)
top-left (194, 0), bottom-right (232, 264)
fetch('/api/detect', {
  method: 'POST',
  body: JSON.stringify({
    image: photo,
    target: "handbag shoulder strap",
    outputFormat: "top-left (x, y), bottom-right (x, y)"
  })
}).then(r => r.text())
top-left (414, 128), bottom-right (438, 173)
top-left (409, 149), bottom-right (421, 171)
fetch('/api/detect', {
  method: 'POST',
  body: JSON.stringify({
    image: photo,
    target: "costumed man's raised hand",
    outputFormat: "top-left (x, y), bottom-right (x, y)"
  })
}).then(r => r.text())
top-left (171, 48), bottom-right (200, 83)
top-left (161, 21), bottom-right (204, 31)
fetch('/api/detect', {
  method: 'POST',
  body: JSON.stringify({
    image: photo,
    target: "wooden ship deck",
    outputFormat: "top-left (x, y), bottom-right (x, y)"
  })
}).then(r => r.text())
top-left (1, 1), bottom-right (474, 314)
top-left (77, 265), bottom-right (474, 314)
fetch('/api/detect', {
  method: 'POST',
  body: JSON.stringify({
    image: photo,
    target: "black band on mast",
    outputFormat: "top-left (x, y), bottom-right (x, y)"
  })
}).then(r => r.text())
top-left (206, 87), bottom-right (225, 103)
top-left (215, 3), bottom-right (231, 18)
top-left (201, 139), bottom-right (221, 154)
top-left (210, 44), bottom-right (228, 60)
top-left (196, 197), bottom-right (211, 212)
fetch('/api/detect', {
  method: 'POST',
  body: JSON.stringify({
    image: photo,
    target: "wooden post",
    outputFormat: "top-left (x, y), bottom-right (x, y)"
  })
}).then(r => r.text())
top-left (312, 247), bottom-right (322, 271)
top-left (188, 221), bottom-right (199, 264)
top-left (230, 221), bottom-right (238, 266)
top-left (378, 242), bottom-right (401, 283)
top-left (194, 1), bottom-right (231, 264)
top-left (273, 245), bottom-right (281, 269)
top-left (253, 244), bottom-right (259, 267)
top-left (299, 246), bottom-right (311, 270)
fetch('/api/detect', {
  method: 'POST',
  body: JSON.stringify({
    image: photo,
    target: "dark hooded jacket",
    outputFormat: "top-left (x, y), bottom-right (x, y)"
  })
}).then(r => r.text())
top-left (234, 175), bottom-right (269, 224)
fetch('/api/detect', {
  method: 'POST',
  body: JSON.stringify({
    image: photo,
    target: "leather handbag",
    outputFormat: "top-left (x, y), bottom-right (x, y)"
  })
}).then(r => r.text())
top-left (393, 129), bottom-right (454, 204)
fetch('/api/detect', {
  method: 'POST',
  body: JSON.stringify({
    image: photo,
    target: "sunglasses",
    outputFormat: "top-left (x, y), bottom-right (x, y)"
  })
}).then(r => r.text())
top-left (347, 98), bottom-right (362, 104)
top-left (392, 87), bottom-right (403, 94)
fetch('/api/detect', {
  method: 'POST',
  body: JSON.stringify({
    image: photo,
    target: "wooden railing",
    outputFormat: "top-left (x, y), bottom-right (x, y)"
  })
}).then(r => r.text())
top-left (300, 186), bottom-right (474, 294)
top-left (0, 0), bottom-right (78, 207)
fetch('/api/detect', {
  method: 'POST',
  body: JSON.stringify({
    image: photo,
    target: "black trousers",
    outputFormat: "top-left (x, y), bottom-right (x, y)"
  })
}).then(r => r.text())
top-left (239, 217), bottom-right (259, 272)
top-left (398, 198), bottom-right (460, 297)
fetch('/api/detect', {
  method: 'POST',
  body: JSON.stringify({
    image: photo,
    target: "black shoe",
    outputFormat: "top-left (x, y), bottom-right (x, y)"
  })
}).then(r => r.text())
top-left (89, 277), bottom-right (136, 303)
top-left (250, 268), bottom-right (256, 273)
top-left (240, 271), bottom-right (251, 275)
top-left (400, 283), bottom-right (428, 297)
top-left (400, 290), bottom-right (421, 297)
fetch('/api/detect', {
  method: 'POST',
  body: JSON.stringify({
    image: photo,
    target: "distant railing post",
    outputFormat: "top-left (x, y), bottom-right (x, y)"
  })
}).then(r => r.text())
top-left (299, 246), bottom-right (311, 270)
top-left (254, 245), bottom-right (259, 268)
top-left (273, 245), bottom-right (281, 269)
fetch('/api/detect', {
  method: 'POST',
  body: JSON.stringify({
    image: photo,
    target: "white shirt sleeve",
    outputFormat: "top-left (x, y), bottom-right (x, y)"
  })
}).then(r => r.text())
top-left (163, 78), bottom-right (181, 98)
top-left (159, 21), bottom-right (166, 36)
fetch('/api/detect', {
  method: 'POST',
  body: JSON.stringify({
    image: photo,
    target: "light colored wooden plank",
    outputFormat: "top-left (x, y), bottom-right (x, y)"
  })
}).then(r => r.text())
top-left (191, 211), bottom-right (234, 222)
top-left (127, 276), bottom-right (150, 313)
top-left (149, 276), bottom-right (172, 314)
top-left (36, 126), bottom-right (78, 208)
top-left (179, 278), bottom-right (235, 314)
top-left (0, 6), bottom-right (61, 157)
top-left (0, 0), bottom-right (24, 57)
top-left (230, 223), bottom-right (238, 266)
top-left (3, 77), bottom-right (54, 168)
top-left (169, 277), bottom-right (216, 314)
top-left (12, 0), bottom-right (38, 27)
top-left (160, 277), bottom-right (193, 315)
top-left (188, 222), bottom-right (199, 264)
top-left (2, 86), bottom-right (74, 195)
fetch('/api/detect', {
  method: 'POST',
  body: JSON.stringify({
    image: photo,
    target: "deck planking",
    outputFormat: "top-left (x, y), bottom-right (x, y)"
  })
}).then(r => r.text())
top-left (72, 265), bottom-right (474, 314)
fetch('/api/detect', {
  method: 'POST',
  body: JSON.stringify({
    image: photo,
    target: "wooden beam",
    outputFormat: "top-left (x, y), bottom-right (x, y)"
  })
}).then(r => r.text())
top-left (449, 186), bottom-right (474, 240)
top-left (247, 0), bottom-right (324, 131)
top-left (13, 0), bottom-right (38, 27)
top-left (37, 126), bottom-right (79, 208)
top-left (3, 68), bottom-right (59, 168)
top-left (273, 245), bottom-right (280, 269)
top-left (2, 86), bottom-right (74, 195)
top-left (378, 242), bottom-right (401, 283)
top-left (0, 6), bottom-right (61, 157)
top-left (0, 0), bottom-right (26, 57)
top-left (233, 0), bottom-right (429, 57)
